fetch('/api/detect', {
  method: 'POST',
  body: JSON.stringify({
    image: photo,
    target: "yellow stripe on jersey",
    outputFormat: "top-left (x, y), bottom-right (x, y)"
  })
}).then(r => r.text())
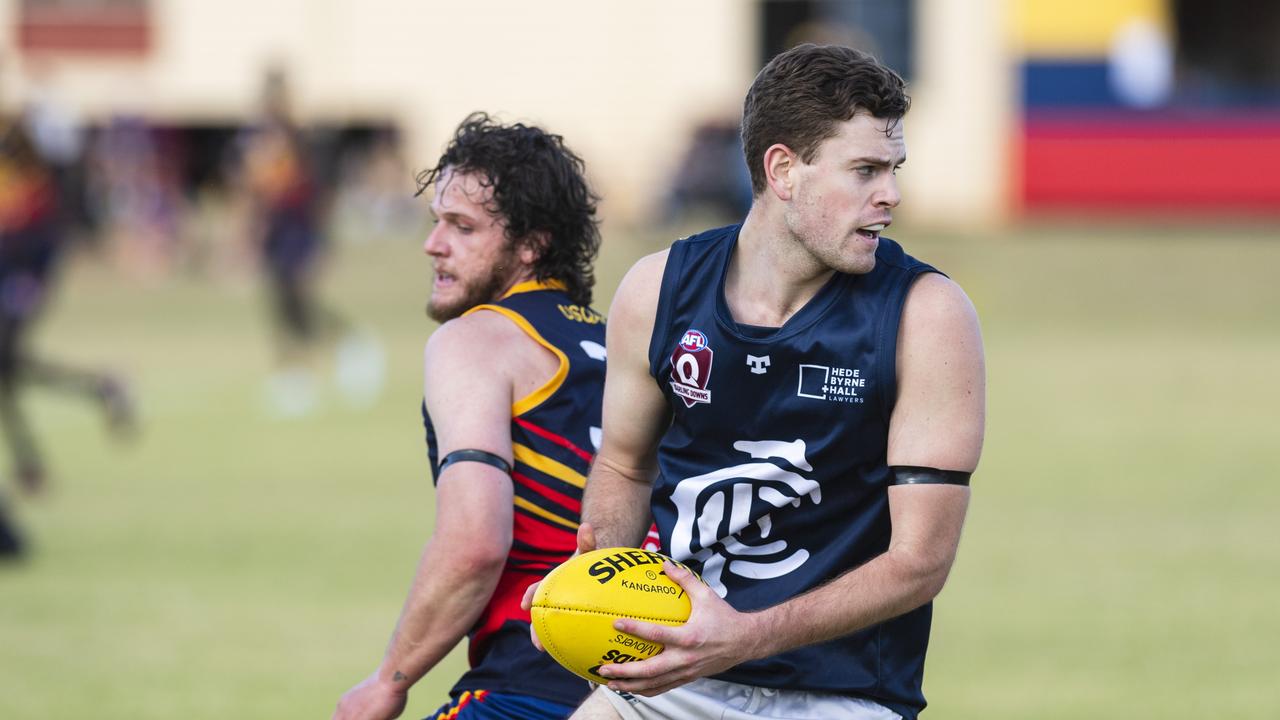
top-left (514, 496), bottom-right (579, 530)
top-left (462, 304), bottom-right (569, 417)
top-left (434, 689), bottom-right (491, 719)
top-left (513, 443), bottom-right (587, 489)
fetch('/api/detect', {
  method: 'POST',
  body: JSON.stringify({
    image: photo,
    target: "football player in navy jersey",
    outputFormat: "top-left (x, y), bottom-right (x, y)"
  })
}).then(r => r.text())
top-left (0, 115), bottom-right (134, 558)
top-left (333, 113), bottom-right (607, 720)
top-left (525, 45), bottom-right (985, 720)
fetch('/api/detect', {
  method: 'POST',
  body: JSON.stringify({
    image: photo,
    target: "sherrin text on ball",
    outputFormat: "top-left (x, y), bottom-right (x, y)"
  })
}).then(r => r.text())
top-left (530, 548), bottom-right (697, 683)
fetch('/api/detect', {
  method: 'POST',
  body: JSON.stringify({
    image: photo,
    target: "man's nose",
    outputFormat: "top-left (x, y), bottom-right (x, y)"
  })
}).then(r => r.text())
top-left (875, 175), bottom-right (901, 209)
top-left (424, 224), bottom-right (447, 256)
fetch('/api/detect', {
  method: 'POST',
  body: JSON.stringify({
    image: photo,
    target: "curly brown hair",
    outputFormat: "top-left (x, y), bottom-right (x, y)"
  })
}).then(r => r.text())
top-left (741, 44), bottom-right (910, 196)
top-left (416, 113), bottom-right (602, 306)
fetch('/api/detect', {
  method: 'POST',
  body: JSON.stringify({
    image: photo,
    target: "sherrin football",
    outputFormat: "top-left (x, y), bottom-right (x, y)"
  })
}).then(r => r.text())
top-left (531, 548), bottom-right (696, 683)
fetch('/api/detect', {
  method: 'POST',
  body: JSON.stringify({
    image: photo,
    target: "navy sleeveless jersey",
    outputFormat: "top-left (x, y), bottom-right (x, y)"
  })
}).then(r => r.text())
top-left (647, 225), bottom-right (939, 720)
top-left (423, 279), bottom-right (605, 707)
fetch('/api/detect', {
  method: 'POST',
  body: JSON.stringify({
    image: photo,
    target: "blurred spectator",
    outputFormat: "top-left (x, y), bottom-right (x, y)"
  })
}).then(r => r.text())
top-left (231, 69), bottom-right (382, 416)
top-left (85, 116), bottom-right (184, 275)
top-left (661, 118), bottom-right (752, 225)
top-left (0, 114), bottom-right (135, 557)
top-left (328, 127), bottom-right (425, 243)
top-left (20, 66), bottom-right (92, 236)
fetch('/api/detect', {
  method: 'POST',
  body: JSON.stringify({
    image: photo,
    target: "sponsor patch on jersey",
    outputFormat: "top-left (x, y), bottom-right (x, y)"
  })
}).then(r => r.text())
top-left (797, 364), bottom-right (868, 404)
top-left (670, 329), bottom-right (713, 407)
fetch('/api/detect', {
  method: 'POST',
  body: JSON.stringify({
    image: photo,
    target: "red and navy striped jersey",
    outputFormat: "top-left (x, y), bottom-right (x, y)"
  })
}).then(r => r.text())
top-left (423, 279), bottom-right (604, 707)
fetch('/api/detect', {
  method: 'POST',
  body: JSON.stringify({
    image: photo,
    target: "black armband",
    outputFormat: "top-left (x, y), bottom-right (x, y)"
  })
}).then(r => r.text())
top-left (438, 449), bottom-right (511, 475)
top-left (889, 465), bottom-right (972, 486)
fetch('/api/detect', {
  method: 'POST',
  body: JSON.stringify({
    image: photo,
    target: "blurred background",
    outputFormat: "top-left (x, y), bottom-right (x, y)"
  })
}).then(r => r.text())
top-left (1, 1), bottom-right (1277, 718)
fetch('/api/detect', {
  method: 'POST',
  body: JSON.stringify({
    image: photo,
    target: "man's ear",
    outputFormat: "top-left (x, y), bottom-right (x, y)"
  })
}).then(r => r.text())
top-left (763, 143), bottom-right (797, 201)
top-left (518, 231), bottom-right (550, 266)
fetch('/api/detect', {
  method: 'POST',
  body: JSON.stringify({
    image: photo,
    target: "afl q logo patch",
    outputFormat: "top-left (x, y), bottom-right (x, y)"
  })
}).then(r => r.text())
top-left (670, 329), bottom-right (713, 407)
top-left (680, 330), bottom-right (707, 352)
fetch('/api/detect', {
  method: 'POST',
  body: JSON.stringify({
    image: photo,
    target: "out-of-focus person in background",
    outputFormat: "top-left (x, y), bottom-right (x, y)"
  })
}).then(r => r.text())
top-left (84, 114), bottom-right (184, 277)
top-left (235, 68), bottom-right (355, 416)
top-left (0, 114), bottom-right (134, 559)
top-left (530, 44), bottom-right (985, 720)
top-left (332, 112), bottom-right (606, 720)
top-left (660, 116), bottom-right (753, 225)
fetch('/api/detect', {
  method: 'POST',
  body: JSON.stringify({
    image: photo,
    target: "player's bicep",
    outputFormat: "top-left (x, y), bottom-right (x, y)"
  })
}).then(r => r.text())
top-left (598, 323), bottom-right (669, 475)
top-left (598, 253), bottom-right (671, 479)
top-left (422, 319), bottom-right (519, 549)
top-left (887, 273), bottom-right (986, 471)
top-left (423, 318), bottom-right (517, 468)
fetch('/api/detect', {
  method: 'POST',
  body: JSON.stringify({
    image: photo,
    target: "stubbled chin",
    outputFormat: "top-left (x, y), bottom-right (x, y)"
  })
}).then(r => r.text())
top-left (427, 299), bottom-right (460, 322)
top-left (427, 290), bottom-right (462, 322)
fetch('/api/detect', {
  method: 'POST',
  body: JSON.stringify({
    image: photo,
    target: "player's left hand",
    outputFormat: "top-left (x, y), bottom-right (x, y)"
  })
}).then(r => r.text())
top-left (594, 560), bottom-right (768, 696)
top-left (332, 673), bottom-right (408, 720)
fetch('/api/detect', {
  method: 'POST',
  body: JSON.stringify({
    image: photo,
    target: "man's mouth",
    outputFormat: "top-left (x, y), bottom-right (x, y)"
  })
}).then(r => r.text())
top-left (856, 223), bottom-right (887, 241)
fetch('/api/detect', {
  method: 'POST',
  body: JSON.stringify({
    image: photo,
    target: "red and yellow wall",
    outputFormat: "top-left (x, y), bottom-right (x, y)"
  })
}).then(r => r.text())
top-left (1012, 0), bottom-right (1280, 214)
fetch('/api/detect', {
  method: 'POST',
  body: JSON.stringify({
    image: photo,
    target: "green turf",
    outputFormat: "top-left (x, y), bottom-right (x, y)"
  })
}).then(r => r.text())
top-left (1, 221), bottom-right (1276, 719)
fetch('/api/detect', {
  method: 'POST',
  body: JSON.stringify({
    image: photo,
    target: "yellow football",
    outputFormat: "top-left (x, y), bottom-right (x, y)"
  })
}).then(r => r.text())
top-left (531, 547), bottom-right (695, 683)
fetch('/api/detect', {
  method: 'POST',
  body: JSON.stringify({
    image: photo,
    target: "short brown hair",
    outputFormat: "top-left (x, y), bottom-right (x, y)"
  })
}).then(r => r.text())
top-left (741, 44), bottom-right (910, 195)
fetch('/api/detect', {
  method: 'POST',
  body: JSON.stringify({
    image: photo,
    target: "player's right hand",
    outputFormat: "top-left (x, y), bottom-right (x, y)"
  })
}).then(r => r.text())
top-left (574, 522), bottom-right (598, 556)
top-left (522, 523), bottom-right (598, 652)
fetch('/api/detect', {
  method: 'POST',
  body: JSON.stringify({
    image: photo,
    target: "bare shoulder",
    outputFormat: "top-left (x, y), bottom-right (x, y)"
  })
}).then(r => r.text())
top-left (423, 310), bottom-right (537, 380)
top-left (900, 272), bottom-right (980, 338)
top-left (606, 248), bottom-right (671, 362)
top-left (609, 249), bottom-right (670, 322)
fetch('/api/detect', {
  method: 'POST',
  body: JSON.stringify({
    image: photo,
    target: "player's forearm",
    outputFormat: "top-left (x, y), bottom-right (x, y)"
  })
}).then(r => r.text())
top-left (376, 540), bottom-right (505, 687)
top-left (747, 545), bottom-right (957, 660)
top-left (581, 455), bottom-right (654, 549)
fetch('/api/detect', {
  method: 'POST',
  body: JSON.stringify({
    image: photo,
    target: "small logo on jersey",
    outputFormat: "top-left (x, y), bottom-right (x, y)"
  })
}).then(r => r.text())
top-left (580, 340), bottom-right (607, 361)
top-left (670, 329), bottom-right (713, 407)
top-left (746, 355), bottom-right (771, 374)
top-left (679, 329), bottom-right (708, 352)
top-left (797, 364), bottom-right (868, 404)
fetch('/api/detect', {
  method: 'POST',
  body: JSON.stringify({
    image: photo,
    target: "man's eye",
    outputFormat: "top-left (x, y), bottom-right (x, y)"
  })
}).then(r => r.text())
top-left (856, 166), bottom-right (875, 177)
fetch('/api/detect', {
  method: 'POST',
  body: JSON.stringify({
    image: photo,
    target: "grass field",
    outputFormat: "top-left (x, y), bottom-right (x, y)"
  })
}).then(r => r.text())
top-left (1, 219), bottom-right (1277, 719)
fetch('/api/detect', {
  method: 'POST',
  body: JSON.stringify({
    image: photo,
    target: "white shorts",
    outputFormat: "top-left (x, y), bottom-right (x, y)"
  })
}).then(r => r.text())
top-left (598, 677), bottom-right (903, 720)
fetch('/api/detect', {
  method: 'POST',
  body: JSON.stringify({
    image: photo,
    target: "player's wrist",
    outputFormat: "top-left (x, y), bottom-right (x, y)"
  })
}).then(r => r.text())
top-left (374, 668), bottom-right (415, 695)
top-left (740, 607), bottom-right (787, 661)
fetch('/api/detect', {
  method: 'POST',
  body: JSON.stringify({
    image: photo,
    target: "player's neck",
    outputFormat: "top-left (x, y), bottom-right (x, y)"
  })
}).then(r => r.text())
top-left (492, 267), bottom-right (541, 300)
top-left (729, 209), bottom-right (835, 328)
